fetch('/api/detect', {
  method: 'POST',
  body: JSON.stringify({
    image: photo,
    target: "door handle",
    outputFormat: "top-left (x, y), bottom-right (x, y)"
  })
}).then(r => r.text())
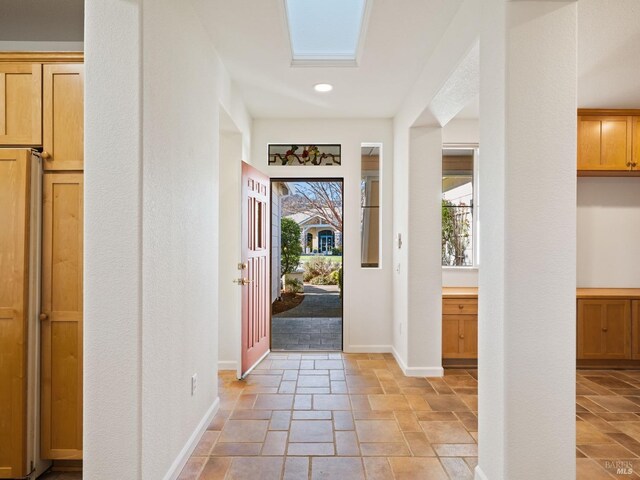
top-left (233, 278), bottom-right (252, 286)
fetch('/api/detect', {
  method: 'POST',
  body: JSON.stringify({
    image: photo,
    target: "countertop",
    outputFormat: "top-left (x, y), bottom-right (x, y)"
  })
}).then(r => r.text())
top-left (443, 287), bottom-right (640, 299)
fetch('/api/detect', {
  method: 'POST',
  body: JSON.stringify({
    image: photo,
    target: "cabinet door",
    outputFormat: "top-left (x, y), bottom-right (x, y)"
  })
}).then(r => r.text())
top-left (578, 299), bottom-right (630, 359)
top-left (578, 116), bottom-right (631, 171)
top-left (41, 173), bottom-right (83, 459)
top-left (0, 150), bottom-right (30, 478)
top-left (460, 317), bottom-right (478, 359)
top-left (0, 64), bottom-right (42, 145)
top-left (632, 301), bottom-right (640, 360)
top-left (442, 316), bottom-right (460, 358)
top-left (42, 65), bottom-right (83, 171)
top-left (632, 117), bottom-right (640, 171)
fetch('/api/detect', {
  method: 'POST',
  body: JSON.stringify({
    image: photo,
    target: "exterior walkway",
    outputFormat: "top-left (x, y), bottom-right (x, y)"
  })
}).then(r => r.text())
top-left (273, 284), bottom-right (342, 318)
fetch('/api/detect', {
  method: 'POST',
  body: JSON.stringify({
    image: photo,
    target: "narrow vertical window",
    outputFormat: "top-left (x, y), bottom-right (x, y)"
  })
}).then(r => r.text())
top-left (361, 144), bottom-right (381, 268)
top-left (442, 148), bottom-right (475, 266)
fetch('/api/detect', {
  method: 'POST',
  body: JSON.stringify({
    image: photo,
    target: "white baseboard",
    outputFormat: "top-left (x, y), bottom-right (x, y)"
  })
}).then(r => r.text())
top-left (218, 360), bottom-right (237, 371)
top-left (163, 397), bottom-right (220, 480)
top-left (345, 345), bottom-right (392, 353)
top-left (391, 347), bottom-right (443, 378)
top-left (474, 465), bottom-right (489, 480)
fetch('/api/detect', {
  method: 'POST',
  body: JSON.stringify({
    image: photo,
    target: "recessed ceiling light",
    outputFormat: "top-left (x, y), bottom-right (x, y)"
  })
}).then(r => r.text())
top-left (314, 83), bottom-right (333, 93)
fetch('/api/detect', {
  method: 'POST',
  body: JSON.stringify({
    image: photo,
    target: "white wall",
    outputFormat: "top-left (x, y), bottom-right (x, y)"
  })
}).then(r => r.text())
top-left (577, 178), bottom-right (640, 287)
top-left (249, 119), bottom-right (394, 352)
top-left (0, 0), bottom-right (84, 51)
top-left (85, 1), bottom-right (251, 478)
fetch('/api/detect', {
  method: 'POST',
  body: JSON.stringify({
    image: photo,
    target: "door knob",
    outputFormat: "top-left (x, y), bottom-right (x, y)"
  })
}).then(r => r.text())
top-left (39, 313), bottom-right (48, 321)
top-left (233, 278), bottom-right (251, 286)
top-left (237, 262), bottom-right (248, 270)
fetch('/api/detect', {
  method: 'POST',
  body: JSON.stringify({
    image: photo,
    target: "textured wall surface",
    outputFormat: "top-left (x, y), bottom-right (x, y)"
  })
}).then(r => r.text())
top-left (85, 1), bottom-right (251, 478)
top-left (578, 178), bottom-right (640, 287)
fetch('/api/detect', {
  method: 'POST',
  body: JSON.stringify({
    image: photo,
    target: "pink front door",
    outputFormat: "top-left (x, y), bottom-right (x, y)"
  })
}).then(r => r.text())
top-left (241, 162), bottom-right (270, 375)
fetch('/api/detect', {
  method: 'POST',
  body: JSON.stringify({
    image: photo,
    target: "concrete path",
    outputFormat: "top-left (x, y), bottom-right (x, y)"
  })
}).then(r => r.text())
top-left (272, 284), bottom-right (343, 350)
top-left (273, 284), bottom-right (342, 318)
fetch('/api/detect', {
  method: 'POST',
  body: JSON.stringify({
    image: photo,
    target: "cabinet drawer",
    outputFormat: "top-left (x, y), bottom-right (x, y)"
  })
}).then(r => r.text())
top-left (443, 299), bottom-right (477, 315)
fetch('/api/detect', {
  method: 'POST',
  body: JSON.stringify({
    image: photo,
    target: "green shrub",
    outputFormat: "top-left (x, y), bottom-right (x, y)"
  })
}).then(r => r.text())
top-left (284, 277), bottom-right (303, 293)
top-left (309, 274), bottom-right (337, 285)
top-left (330, 269), bottom-right (340, 284)
top-left (331, 246), bottom-right (342, 256)
top-left (338, 267), bottom-right (343, 298)
top-left (281, 218), bottom-right (302, 275)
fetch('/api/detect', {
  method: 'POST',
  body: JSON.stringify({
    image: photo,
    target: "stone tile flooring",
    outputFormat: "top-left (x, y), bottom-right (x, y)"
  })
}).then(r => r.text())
top-left (178, 354), bottom-right (640, 479)
top-left (179, 352), bottom-right (477, 479)
top-left (271, 317), bottom-right (342, 350)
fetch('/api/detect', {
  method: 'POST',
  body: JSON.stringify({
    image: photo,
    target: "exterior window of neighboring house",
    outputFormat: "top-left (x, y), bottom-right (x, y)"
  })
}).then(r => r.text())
top-left (442, 147), bottom-right (479, 267)
top-left (361, 144), bottom-right (381, 268)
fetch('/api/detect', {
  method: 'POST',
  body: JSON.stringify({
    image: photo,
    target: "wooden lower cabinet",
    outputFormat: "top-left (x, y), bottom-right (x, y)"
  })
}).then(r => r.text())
top-left (633, 301), bottom-right (640, 360)
top-left (577, 299), bottom-right (631, 360)
top-left (41, 173), bottom-right (83, 459)
top-left (442, 298), bottom-right (478, 359)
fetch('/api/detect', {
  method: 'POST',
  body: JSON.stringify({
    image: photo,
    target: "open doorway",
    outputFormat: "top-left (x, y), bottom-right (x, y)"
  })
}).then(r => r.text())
top-left (270, 179), bottom-right (344, 351)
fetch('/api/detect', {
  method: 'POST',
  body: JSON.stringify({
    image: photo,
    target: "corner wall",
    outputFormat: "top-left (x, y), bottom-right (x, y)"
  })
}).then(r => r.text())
top-left (84, 1), bottom-right (251, 478)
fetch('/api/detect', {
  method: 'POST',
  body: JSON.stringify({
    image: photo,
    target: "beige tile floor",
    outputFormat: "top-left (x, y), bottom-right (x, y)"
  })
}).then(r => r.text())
top-left (37, 356), bottom-right (640, 479)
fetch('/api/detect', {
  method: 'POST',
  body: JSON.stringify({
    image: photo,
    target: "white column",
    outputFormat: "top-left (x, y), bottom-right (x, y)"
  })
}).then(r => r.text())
top-left (84, 1), bottom-right (143, 478)
top-left (477, 2), bottom-right (577, 479)
top-left (406, 127), bottom-right (443, 376)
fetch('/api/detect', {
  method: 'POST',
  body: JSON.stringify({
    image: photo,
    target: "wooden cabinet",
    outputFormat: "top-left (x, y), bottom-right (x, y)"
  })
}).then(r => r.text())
top-left (41, 173), bottom-right (84, 459)
top-left (43, 64), bottom-right (84, 171)
top-left (0, 150), bottom-right (31, 479)
top-left (577, 110), bottom-right (640, 175)
top-left (0, 63), bottom-right (42, 145)
top-left (633, 301), bottom-right (640, 360)
top-left (577, 299), bottom-right (631, 360)
top-left (442, 297), bottom-right (478, 359)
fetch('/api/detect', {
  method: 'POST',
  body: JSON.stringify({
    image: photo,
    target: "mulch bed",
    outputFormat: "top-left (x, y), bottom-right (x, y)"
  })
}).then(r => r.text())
top-left (271, 292), bottom-right (304, 315)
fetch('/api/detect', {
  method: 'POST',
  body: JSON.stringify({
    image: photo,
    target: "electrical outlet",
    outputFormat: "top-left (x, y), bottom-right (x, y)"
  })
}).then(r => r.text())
top-left (191, 374), bottom-right (197, 396)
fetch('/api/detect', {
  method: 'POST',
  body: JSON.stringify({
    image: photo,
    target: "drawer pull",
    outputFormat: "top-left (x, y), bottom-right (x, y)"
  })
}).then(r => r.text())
top-left (458, 305), bottom-right (464, 310)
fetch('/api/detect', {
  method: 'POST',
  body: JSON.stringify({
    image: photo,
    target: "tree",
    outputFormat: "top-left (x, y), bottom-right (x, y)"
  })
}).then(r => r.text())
top-left (282, 182), bottom-right (343, 233)
top-left (442, 199), bottom-right (470, 266)
top-left (281, 217), bottom-right (303, 275)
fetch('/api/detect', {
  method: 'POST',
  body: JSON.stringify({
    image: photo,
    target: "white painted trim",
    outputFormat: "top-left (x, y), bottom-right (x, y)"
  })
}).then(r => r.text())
top-left (474, 465), bottom-right (489, 480)
top-left (391, 347), bottom-right (443, 378)
top-left (163, 397), bottom-right (220, 480)
top-left (345, 345), bottom-right (392, 353)
top-left (218, 360), bottom-right (238, 371)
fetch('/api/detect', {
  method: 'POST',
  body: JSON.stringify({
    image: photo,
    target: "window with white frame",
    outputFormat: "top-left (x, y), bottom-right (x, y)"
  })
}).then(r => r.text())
top-left (442, 147), bottom-right (479, 267)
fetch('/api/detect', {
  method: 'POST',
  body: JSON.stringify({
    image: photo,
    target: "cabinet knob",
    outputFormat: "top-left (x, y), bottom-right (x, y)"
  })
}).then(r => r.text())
top-left (459, 334), bottom-right (465, 339)
top-left (458, 304), bottom-right (464, 310)
top-left (41, 151), bottom-right (51, 160)
top-left (602, 327), bottom-right (608, 332)
top-left (39, 313), bottom-right (48, 321)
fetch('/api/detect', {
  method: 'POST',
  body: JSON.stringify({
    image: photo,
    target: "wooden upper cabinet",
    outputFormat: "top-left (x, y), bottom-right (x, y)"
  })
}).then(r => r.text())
top-left (0, 63), bottom-right (42, 146)
top-left (577, 299), bottom-right (631, 360)
top-left (43, 64), bottom-right (84, 171)
top-left (578, 115), bottom-right (631, 171)
top-left (632, 117), bottom-right (640, 170)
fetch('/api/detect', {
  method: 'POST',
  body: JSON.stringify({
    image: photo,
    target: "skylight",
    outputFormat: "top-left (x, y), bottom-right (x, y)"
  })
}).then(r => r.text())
top-left (285, 0), bottom-right (367, 63)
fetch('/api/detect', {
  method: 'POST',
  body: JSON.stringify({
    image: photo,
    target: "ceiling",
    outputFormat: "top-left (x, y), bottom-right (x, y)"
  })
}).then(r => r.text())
top-left (192, 0), bottom-right (464, 118)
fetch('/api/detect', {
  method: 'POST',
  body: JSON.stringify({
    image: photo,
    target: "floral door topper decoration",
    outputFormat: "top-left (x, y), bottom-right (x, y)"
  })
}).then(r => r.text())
top-left (268, 144), bottom-right (341, 166)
